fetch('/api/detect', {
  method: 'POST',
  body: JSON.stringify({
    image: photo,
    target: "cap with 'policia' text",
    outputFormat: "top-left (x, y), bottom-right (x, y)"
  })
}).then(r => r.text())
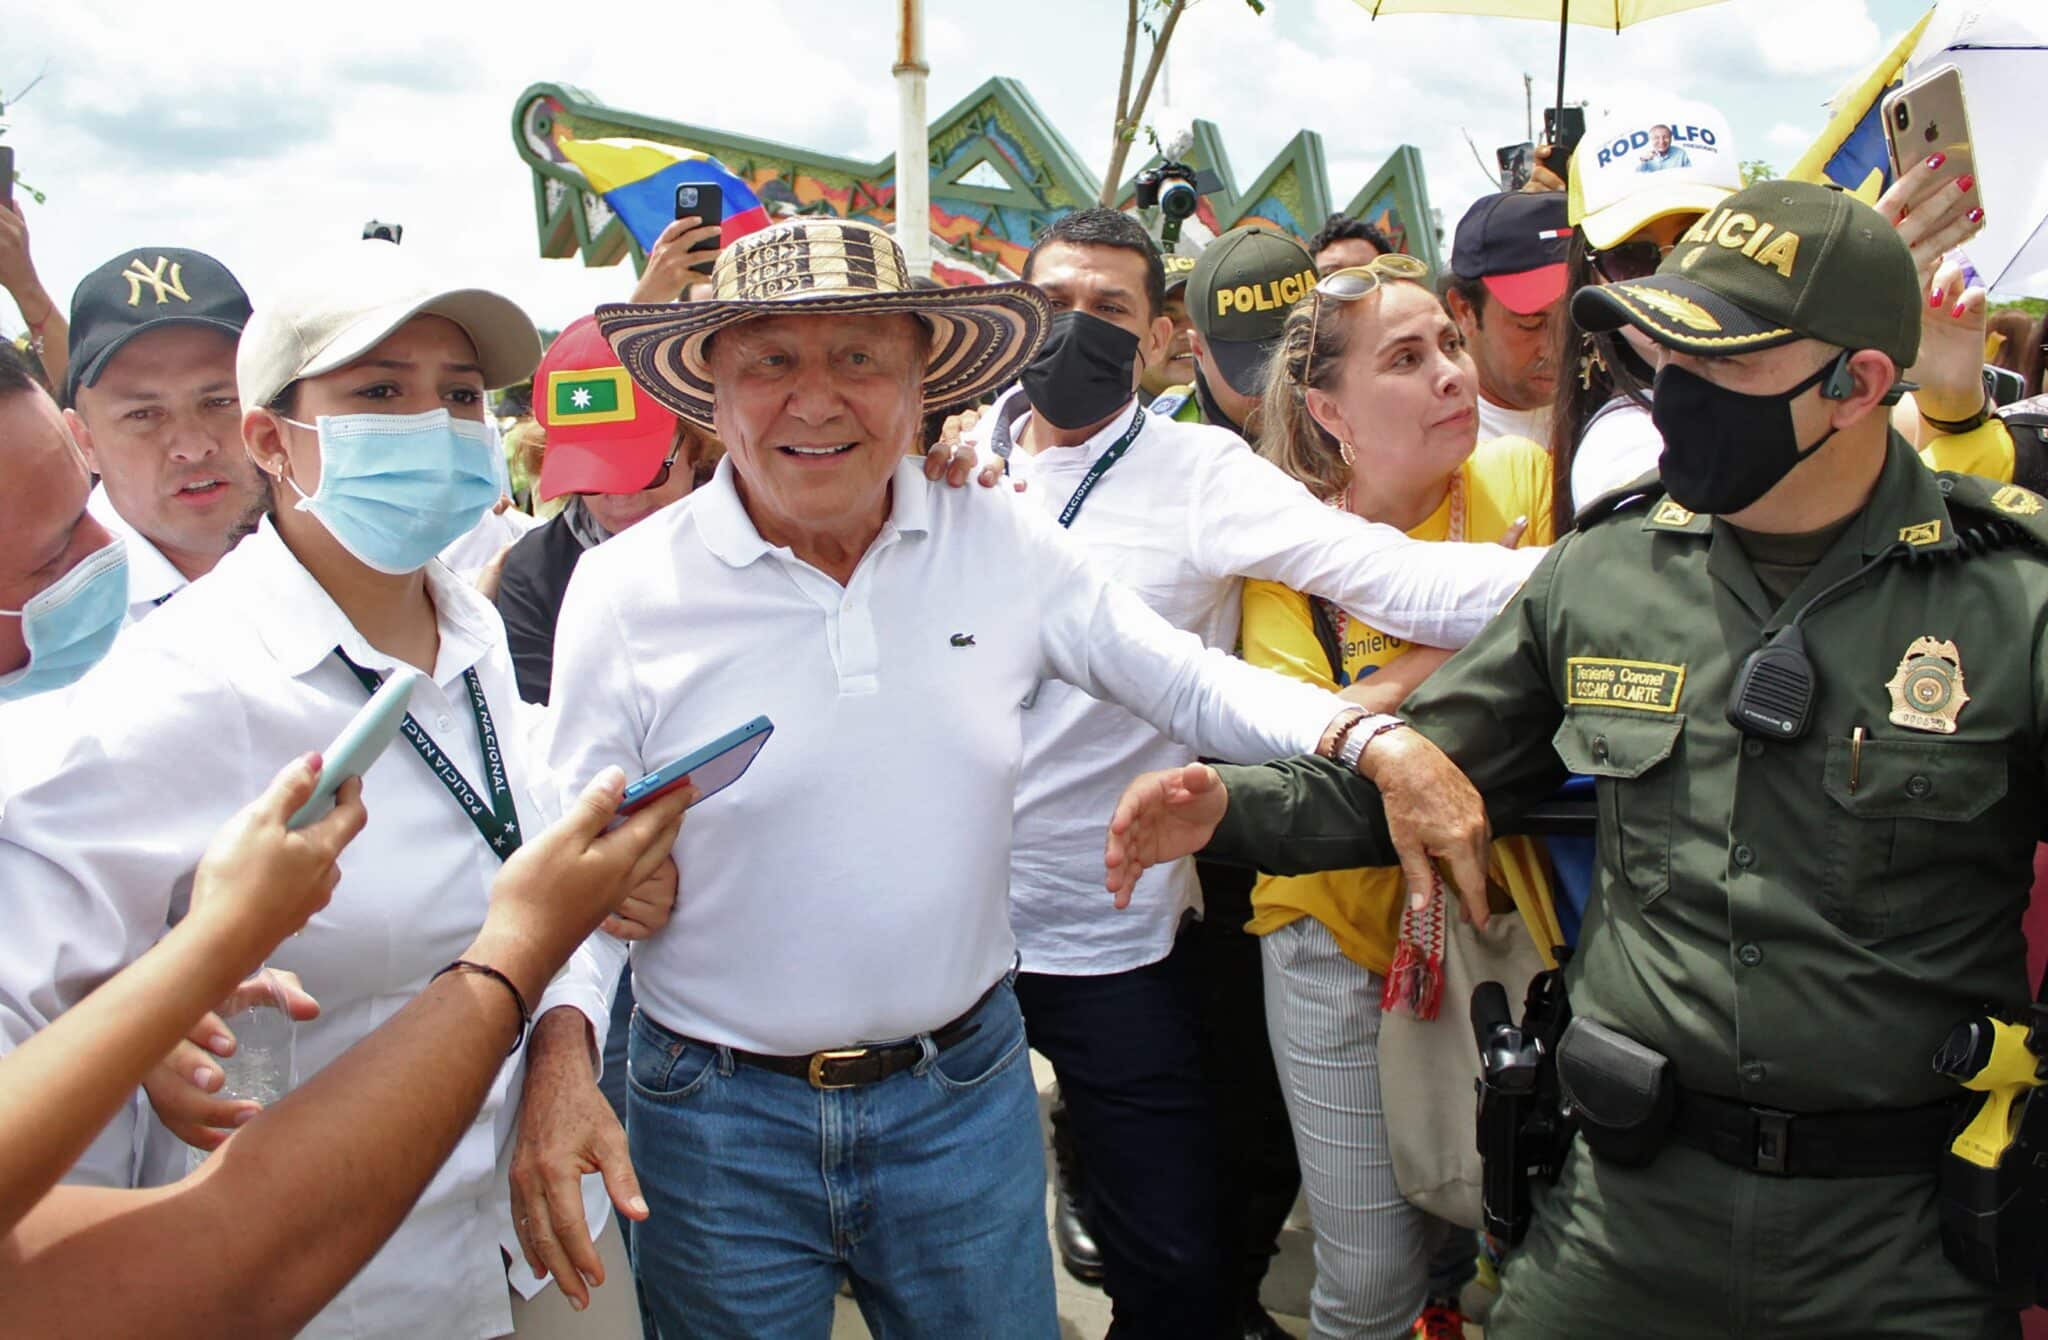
top-left (1451, 192), bottom-right (1572, 315)
top-left (1572, 180), bottom-right (1920, 368)
top-left (65, 248), bottom-right (251, 407)
top-left (1186, 226), bottom-right (1318, 397)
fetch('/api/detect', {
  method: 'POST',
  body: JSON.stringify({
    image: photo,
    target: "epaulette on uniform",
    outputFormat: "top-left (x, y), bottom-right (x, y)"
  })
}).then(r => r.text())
top-left (1571, 470), bottom-right (1666, 530)
top-left (1148, 388), bottom-right (1192, 419)
top-left (1935, 472), bottom-right (2048, 554)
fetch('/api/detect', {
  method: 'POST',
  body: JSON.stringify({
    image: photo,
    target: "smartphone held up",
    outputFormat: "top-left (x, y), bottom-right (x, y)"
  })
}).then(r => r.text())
top-left (675, 182), bottom-right (724, 277)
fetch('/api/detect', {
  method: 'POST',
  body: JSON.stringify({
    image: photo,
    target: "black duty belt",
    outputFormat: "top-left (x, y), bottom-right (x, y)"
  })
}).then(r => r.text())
top-left (1670, 1087), bottom-right (1959, 1178)
top-left (681, 978), bottom-right (1003, 1090)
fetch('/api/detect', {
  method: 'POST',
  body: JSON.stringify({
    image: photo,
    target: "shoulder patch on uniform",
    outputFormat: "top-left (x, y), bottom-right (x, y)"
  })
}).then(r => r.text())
top-left (1148, 388), bottom-right (1191, 419)
top-left (1898, 520), bottom-right (1943, 547)
top-left (1572, 470), bottom-right (1665, 530)
top-left (1941, 471), bottom-right (2048, 552)
top-left (1644, 498), bottom-right (1710, 533)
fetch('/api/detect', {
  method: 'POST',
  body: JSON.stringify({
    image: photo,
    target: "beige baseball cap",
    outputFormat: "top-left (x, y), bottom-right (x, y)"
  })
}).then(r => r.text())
top-left (236, 241), bottom-right (541, 409)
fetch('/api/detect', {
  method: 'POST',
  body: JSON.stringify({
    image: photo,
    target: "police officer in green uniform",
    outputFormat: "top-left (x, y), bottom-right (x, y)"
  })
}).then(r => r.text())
top-left (1156, 225), bottom-right (1319, 433)
top-left (1101, 180), bottom-right (2039, 1339)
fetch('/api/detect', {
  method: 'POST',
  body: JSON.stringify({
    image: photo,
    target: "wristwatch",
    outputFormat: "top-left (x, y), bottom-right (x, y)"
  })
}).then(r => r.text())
top-left (1339, 714), bottom-right (1408, 772)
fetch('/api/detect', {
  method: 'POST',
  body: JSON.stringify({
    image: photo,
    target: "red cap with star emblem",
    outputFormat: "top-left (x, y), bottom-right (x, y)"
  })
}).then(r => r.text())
top-left (535, 314), bottom-right (680, 501)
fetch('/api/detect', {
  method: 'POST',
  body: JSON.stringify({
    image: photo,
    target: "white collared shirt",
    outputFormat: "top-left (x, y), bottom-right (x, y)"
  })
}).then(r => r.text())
top-left (533, 455), bottom-right (1345, 1056)
top-left (86, 482), bottom-right (188, 621)
top-left (974, 390), bottom-right (1546, 974)
top-left (1478, 395), bottom-right (1552, 448)
top-left (0, 520), bottom-right (543, 1340)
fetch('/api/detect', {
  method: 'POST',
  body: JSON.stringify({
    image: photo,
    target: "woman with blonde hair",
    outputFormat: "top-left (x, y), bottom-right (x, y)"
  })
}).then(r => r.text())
top-left (1241, 253), bottom-right (1563, 1340)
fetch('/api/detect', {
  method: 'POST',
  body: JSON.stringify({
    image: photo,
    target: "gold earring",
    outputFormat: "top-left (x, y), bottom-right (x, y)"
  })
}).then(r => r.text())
top-left (1578, 342), bottom-right (1609, 390)
top-left (1340, 441), bottom-right (1357, 467)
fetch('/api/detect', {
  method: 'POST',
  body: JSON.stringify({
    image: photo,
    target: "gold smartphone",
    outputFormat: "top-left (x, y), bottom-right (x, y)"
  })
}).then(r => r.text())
top-left (1882, 63), bottom-right (1982, 218)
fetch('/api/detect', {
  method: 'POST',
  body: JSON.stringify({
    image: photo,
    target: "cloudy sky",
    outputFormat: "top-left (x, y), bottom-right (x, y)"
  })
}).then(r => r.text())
top-left (4, 0), bottom-right (1928, 336)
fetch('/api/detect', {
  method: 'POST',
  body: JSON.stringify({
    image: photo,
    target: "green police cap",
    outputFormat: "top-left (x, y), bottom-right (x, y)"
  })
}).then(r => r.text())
top-left (1572, 180), bottom-right (1920, 368)
top-left (1186, 226), bottom-right (1319, 397)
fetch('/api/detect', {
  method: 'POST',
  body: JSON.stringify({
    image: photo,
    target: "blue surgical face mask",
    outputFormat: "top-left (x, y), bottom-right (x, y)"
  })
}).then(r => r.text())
top-left (0, 537), bottom-right (130, 701)
top-left (282, 409), bottom-right (501, 575)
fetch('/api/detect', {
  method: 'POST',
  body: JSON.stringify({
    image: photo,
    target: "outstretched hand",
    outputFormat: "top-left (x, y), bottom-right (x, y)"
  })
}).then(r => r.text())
top-left (188, 753), bottom-right (366, 975)
top-left (1363, 729), bottom-right (1493, 930)
top-left (1105, 763), bottom-right (1229, 907)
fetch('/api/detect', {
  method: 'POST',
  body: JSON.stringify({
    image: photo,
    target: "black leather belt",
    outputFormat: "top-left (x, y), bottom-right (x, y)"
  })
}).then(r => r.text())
top-left (681, 978), bottom-right (1002, 1090)
top-left (1670, 1087), bottom-right (1959, 1177)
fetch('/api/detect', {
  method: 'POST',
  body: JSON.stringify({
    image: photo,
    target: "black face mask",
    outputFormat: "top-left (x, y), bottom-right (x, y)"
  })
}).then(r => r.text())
top-left (1651, 355), bottom-right (1847, 516)
top-left (1021, 310), bottom-right (1140, 430)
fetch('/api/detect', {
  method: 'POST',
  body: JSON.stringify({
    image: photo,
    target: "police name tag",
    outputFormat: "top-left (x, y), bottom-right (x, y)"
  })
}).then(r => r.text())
top-left (1566, 657), bottom-right (1685, 713)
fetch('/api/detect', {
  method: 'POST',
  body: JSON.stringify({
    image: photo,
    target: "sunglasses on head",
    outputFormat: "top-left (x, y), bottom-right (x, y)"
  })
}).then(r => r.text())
top-left (1294, 252), bottom-right (1432, 388)
top-left (1590, 240), bottom-right (1675, 284)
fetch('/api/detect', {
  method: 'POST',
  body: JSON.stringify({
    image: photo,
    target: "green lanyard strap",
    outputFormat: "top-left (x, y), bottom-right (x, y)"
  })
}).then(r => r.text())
top-left (333, 650), bottom-right (522, 860)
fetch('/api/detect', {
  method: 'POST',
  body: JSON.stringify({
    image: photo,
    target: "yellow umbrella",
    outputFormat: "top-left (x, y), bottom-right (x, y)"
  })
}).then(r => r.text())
top-left (1358, 0), bottom-right (1733, 143)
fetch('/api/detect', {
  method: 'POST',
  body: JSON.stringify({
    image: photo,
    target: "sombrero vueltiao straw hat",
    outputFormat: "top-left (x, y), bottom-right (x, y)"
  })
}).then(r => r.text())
top-left (595, 218), bottom-right (1050, 430)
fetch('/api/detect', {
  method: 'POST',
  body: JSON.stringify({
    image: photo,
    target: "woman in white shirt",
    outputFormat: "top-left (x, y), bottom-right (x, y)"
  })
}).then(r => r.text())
top-left (0, 243), bottom-right (659, 1338)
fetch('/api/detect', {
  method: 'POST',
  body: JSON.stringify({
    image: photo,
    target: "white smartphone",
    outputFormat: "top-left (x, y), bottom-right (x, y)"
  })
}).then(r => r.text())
top-left (287, 667), bottom-right (424, 830)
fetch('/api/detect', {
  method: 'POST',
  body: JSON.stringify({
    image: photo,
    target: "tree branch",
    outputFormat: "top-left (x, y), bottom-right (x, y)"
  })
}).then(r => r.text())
top-left (1101, 0), bottom-right (1187, 206)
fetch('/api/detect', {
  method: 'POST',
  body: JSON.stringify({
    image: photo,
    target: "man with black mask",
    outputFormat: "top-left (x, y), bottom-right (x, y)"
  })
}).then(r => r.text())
top-left (967, 207), bottom-right (1545, 1340)
top-left (1101, 180), bottom-right (2044, 1340)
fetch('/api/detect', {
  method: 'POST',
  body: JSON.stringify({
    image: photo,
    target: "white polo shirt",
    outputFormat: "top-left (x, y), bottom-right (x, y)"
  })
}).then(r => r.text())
top-left (976, 390), bottom-right (1546, 975)
top-left (0, 520), bottom-right (547, 1340)
top-left (534, 455), bottom-right (1345, 1056)
top-left (86, 482), bottom-right (188, 621)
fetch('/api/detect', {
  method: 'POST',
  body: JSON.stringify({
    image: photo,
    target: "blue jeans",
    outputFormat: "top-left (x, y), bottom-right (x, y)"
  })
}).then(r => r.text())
top-left (624, 979), bottom-right (1056, 1339)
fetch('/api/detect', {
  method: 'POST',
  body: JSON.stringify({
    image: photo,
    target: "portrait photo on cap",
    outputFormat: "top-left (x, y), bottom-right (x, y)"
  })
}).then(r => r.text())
top-left (1569, 101), bottom-right (1741, 252)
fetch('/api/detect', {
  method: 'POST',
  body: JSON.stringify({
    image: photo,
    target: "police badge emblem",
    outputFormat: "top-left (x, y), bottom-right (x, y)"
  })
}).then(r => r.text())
top-left (1885, 636), bottom-right (1970, 734)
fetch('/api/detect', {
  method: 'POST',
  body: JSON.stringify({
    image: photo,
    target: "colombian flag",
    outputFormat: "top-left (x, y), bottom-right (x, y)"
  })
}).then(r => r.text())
top-left (552, 133), bottom-right (772, 252)
top-left (1788, 10), bottom-right (1935, 203)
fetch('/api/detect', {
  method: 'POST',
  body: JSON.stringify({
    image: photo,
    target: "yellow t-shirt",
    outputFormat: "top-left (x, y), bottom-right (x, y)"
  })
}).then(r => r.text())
top-left (1919, 418), bottom-right (2015, 484)
top-left (1239, 435), bottom-right (1561, 974)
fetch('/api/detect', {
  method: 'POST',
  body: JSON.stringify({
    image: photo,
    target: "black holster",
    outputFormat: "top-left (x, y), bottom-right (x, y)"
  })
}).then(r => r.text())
top-left (1556, 1017), bottom-right (1677, 1167)
top-left (1472, 962), bottom-right (1574, 1247)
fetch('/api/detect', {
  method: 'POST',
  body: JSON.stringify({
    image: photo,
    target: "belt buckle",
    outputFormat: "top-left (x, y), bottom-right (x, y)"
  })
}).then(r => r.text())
top-left (1752, 1107), bottom-right (1794, 1175)
top-left (807, 1048), bottom-right (869, 1090)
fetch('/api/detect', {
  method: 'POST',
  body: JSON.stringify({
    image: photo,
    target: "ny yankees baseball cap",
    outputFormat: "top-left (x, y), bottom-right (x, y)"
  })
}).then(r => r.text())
top-left (65, 248), bottom-right (251, 406)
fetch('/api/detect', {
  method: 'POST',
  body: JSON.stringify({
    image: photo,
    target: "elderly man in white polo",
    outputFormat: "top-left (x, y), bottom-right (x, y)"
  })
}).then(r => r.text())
top-left (506, 218), bottom-right (1463, 1337)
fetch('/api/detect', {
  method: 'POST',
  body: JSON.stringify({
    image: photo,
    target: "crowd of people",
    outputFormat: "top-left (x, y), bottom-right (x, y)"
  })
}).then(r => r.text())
top-left (0, 77), bottom-right (2042, 1340)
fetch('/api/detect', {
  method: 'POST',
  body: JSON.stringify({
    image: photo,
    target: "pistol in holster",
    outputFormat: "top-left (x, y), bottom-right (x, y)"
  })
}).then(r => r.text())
top-left (1933, 1003), bottom-right (2048, 1306)
top-left (1471, 959), bottom-right (1574, 1248)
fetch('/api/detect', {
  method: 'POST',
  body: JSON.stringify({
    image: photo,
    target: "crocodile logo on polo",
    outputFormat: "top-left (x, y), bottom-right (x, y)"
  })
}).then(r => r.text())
top-left (949, 633), bottom-right (976, 647)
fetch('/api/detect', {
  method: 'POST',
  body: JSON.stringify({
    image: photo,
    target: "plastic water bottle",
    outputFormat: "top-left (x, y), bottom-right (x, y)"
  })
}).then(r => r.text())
top-left (185, 967), bottom-right (299, 1173)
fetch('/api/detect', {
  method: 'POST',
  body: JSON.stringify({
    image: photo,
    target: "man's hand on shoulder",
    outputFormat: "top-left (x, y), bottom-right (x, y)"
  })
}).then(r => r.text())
top-left (922, 406), bottom-right (1026, 493)
top-left (1104, 763), bottom-right (1229, 905)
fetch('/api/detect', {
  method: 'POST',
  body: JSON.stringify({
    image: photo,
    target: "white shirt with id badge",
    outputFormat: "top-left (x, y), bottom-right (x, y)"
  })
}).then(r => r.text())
top-left (0, 519), bottom-right (574, 1339)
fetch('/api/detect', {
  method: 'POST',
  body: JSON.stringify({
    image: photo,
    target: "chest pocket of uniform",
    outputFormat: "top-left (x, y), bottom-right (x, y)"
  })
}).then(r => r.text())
top-left (1820, 737), bottom-right (2007, 939)
top-left (1553, 713), bottom-right (1684, 907)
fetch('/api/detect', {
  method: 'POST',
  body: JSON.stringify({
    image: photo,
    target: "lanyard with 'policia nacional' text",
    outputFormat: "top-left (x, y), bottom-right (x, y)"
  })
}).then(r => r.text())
top-left (334, 649), bottom-right (522, 860)
top-left (1055, 410), bottom-right (1146, 529)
